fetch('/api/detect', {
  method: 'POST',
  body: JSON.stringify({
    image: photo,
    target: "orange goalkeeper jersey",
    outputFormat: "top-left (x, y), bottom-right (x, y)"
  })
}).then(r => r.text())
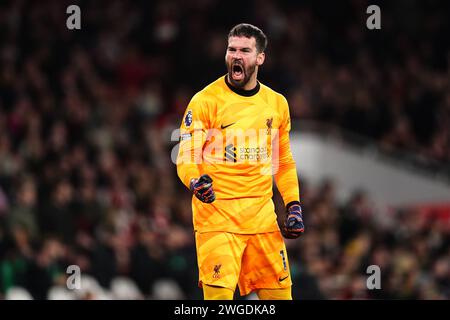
top-left (176, 75), bottom-right (300, 234)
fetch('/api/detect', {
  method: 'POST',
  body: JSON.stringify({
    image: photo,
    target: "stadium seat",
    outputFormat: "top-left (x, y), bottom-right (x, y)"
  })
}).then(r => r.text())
top-left (5, 287), bottom-right (34, 300)
top-left (110, 277), bottom-right (144, 300)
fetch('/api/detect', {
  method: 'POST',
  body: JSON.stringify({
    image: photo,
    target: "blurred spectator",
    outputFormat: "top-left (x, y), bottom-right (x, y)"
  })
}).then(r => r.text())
top-left (7, 177), bottom-right (39, 240)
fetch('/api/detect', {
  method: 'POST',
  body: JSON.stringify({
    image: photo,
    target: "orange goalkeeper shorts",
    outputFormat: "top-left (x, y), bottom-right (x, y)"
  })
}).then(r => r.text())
top-left (195, 231), bottom-right (292, 296)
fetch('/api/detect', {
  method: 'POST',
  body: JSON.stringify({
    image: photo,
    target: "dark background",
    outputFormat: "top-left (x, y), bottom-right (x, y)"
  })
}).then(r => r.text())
top-left (0, 0), bottom-right (449, 300)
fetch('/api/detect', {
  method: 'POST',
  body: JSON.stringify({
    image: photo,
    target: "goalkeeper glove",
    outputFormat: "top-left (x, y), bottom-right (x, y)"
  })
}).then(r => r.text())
top-left (190, 174), bottom-right (216, 203)
top-left (282, 201), bottom-right (305, 239)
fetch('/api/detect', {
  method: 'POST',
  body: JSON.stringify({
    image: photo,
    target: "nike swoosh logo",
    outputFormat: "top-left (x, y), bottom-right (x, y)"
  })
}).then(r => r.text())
top-left (220, 122), bottom-right (235, 129)
top-left (279, 276), bottom-right (288, 282)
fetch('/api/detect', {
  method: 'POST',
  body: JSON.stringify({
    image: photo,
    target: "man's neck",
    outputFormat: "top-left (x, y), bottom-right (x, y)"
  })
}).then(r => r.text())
top-left (226, 74), bottom-right (258, 91)
top-left (224, 75), bottom-right (260, 97)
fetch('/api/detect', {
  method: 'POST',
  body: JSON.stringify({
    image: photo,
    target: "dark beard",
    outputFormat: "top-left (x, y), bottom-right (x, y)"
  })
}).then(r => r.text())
top-left (226, 62), bottom-right (256, 89)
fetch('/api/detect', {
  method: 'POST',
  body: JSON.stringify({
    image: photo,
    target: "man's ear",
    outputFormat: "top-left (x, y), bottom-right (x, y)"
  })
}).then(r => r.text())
top-left (256, 52), bottom-right (265, 66)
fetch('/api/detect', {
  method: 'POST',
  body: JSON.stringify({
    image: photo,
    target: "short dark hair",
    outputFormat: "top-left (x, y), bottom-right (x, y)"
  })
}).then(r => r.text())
top-left (228, 23), bottom-right (268, 53)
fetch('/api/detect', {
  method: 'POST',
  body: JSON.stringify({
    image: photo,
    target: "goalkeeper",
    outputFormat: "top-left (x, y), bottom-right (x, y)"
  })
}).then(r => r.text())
top-left (176, 23), bottom-right (304, 300)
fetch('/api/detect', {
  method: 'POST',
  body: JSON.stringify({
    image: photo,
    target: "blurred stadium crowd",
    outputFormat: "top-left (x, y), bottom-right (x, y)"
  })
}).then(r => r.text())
top-left (0, 0), bottom-right (449, 299)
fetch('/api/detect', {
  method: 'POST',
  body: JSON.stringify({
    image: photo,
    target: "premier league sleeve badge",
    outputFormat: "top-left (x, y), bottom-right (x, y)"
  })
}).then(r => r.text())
top-left (184, 110), bottom-right (193, 127)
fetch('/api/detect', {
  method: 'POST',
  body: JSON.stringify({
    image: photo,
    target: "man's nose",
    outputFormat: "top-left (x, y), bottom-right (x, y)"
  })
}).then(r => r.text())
top-left (232, 51), bottom-right (243, 59)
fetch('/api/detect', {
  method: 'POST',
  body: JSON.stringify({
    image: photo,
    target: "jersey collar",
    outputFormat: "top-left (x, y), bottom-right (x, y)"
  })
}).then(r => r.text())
top-left (224, 75), bottom-right (260, 97)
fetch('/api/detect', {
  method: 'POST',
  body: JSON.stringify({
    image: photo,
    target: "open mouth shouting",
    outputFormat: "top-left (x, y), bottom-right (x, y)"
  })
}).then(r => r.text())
top-left (231, 62), bottom-right (244, 82)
